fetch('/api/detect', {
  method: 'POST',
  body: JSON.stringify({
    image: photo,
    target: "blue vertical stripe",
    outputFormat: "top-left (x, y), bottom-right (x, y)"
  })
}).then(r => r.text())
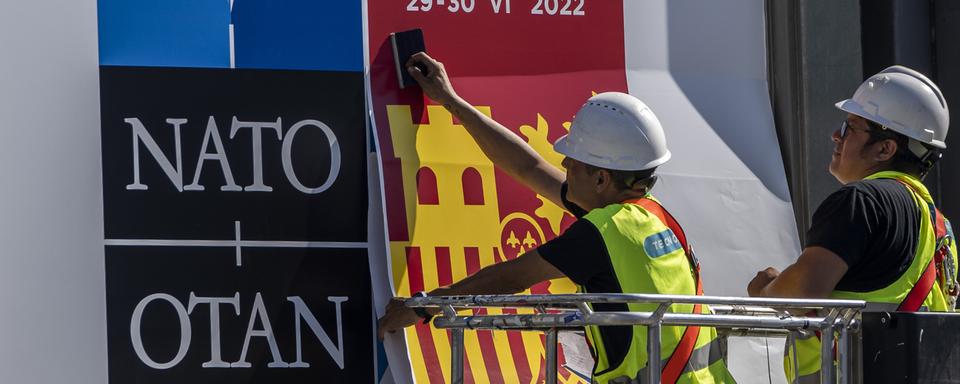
top-left (98, 0), bottom-right (231, 68)
top-left (232, 0), bottom-right (364, 71)
top-left (98, 0), bottom-right (363, 71)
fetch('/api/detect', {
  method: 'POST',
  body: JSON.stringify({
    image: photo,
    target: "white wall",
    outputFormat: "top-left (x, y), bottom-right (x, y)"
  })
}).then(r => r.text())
top-left (624, 0), bottom-right (799, 297)
top-left (623, 1), bottom-right (798, 382)
top-left (0, 1), bottom-right (106, 383)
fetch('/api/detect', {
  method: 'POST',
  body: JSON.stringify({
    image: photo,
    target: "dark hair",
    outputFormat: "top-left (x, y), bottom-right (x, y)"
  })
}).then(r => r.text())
top-left (863, 120), bottom-right (932, 177)
top-left (582, 164), bottom-right (658, 191)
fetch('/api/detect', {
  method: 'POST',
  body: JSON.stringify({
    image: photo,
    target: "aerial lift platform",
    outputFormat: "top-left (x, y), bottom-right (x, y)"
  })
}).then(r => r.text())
top-left (407, 293), bottom-right (960, 384)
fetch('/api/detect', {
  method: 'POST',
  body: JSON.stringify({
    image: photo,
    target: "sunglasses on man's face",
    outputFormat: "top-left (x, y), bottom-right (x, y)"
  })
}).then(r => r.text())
top-left (839, 121), bottom-right (851, 138)
top-left (839, 120), bottom-right (872, 138)
top-left (840, 119), bottom-right (890, 140)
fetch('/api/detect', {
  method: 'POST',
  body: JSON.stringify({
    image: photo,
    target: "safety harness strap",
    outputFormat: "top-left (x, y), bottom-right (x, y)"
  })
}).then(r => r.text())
top-left (897, 201), bottom-right (947, 311)
top-left (627, 198), bottom-right (703, 383)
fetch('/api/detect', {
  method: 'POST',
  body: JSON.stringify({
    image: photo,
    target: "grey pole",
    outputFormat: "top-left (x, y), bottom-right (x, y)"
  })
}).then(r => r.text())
top-left (820, 325), bottom-right (835, 384)
top-left (451, 328), bottom-right (465, 384)
top-left (838, 326), bottom-right (850, 384)
top-left (647, 323), bottom-right (662, 384)
top-left (851, 328), bottom-right (863, 384)
top-left (545, 328), bottom-right (559, 384)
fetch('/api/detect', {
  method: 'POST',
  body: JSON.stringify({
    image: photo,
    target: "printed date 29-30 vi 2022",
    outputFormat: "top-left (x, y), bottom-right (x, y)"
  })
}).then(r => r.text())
top-left (406, 0), bottom-right (585, 16)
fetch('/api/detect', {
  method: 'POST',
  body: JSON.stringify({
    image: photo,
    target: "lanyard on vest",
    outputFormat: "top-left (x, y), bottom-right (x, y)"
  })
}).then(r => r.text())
top-left (897, 202), bottom-right (949, 311)
top-left (625, 197), bottom-right (703, 383)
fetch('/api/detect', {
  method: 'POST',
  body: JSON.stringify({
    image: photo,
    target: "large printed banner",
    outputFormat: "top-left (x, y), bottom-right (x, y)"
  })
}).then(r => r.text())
top-left (368, 1), bottom-right (625, 382)
top-left (98, 1), bottom-right (373, 383)
top-left (92, 1), bottom-right (798, 383)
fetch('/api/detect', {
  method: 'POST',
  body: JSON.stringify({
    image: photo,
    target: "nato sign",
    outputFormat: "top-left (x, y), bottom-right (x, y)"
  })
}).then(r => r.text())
top-left (97, 1), bottom-right (372, 383)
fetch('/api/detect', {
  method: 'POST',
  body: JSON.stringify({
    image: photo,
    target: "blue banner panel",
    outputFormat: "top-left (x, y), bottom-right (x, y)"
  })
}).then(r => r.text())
top-left (98, 0), bottom-right (363, 71)
top-left (232, 0), bottom-right (363, 71)
top-left (98, 0), bottom-right (231, 68)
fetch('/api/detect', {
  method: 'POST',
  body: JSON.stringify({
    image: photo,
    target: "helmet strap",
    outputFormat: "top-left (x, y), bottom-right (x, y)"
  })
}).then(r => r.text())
top-left (642, 175), bottom-right (659, 193)
top-left (908, 139), bottom-right (942, 178)
top-left (624, 175), bottom-right (658, 194)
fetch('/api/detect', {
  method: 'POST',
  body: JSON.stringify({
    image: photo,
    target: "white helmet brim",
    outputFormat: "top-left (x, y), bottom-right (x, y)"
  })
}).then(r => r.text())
top-left (553, 134), bottom-right (671, 171)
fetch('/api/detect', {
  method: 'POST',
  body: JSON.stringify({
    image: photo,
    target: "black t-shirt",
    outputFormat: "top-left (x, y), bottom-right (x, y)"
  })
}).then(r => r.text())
top-left (806, 179), bottom-right (921, 292)
top-left (536, 183), bottom-right (635, 374)
top-left (544, 183), bottom-right (621, 292)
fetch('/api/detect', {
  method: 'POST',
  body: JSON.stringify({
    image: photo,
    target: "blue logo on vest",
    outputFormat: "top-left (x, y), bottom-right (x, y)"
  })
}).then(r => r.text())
top-left (643, 229), bottom-right (682, 258)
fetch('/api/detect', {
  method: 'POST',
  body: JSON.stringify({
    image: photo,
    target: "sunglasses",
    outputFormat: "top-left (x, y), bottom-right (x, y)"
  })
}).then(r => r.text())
top-left (839, 120), bottom-right (880, 138)
top-left (839, 121), bottom-right (855, 138)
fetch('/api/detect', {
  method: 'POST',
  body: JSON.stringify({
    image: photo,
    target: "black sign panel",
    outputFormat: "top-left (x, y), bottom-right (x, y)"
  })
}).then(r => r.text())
top-left (106, 248), bottom-right (373, 383)
top-left (100, 66), bottom-right (367, 241)
top-left (100, 66), bottom-right (373, 383)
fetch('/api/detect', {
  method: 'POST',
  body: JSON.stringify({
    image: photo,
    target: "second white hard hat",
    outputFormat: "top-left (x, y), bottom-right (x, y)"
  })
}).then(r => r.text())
top-left (836, 65), bottom-right (949, 149)
top-left (553, 92), bottom-right (671, 171)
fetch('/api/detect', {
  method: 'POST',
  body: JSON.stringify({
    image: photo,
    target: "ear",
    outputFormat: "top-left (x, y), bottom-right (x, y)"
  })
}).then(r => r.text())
top-left (874, 139), bottom-right (898, 162)
top-left (594, 169), bottom-right (612, 192)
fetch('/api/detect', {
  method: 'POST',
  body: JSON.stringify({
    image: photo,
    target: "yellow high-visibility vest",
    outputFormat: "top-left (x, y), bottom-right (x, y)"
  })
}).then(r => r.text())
top-left (581, 197), bottom-right (735, 384)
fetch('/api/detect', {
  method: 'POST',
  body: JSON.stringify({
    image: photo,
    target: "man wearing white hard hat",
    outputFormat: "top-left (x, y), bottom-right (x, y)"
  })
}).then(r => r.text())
top-left (379, 53), bottom-right (735, 383)
top-left (747, 66), bottom-right (958, 382)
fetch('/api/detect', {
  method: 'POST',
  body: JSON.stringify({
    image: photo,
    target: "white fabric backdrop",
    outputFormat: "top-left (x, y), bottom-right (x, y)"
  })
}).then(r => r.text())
top-left (623, 1), bottom-right (800, 382)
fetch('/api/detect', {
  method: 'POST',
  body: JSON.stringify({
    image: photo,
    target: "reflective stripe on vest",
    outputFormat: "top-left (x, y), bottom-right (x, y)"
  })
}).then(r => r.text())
top-left (606, 337), bottom-right (726, 384)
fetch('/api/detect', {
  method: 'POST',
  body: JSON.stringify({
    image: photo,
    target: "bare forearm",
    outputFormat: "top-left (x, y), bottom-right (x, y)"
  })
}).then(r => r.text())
top-left (430, 260), bottom-right (530, 297)
top-left (758, 275), bottom-right (827, 299)
top-left (419, 251), bottom-right (565, 316)
top-left (419, 261), bottom-right (531, 316)
top-left (379, 261), bottom-right (530, 337)
top-left (446, 97), bottom-right (549, 175)
top-left (749, 248), bottom-right (848, 299)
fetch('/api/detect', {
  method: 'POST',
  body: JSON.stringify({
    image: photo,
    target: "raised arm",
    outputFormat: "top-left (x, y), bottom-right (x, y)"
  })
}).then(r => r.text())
top-left (407, 53), bottom-right (567, 208)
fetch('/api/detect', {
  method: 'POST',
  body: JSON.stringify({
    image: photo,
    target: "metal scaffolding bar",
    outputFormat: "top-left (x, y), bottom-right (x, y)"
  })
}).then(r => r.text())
top-left (407, 293), bottom-right (866, 309)
top-left (545, 328), bottom-right (558, 384)
top-left (821, 323), bottom-right (835, 384)
top-left (451, 328), bottom-right (464, 384)
top-left (432, 311), bottom-right (854, 331)
top-left (839, 326), bottom-right (851, 384)
top-left (647, 321), bottom-right (662, 384)
top-left (409, 293), bottom-right (864, 384)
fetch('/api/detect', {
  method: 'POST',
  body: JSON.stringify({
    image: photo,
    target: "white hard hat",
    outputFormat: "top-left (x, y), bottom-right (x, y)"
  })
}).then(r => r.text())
top-left (553, 92), bottom-right (671, 171)
top-left (835, 65), bottom-right (949, 150)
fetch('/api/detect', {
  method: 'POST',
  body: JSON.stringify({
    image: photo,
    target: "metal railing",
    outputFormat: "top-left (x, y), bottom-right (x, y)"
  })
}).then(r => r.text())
top-left (406, 293), bottom-right (866, 384)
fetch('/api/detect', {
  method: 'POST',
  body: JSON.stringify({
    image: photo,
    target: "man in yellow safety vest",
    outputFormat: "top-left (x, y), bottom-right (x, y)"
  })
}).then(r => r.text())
top-left (748, 66), bottom-right (957, 383)
top-left (378, 52), bottom-right (736, 383)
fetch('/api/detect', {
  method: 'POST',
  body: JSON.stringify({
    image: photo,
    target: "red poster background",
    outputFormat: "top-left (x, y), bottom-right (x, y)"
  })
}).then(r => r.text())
top-left (369, 1), bottom-right (627, 383)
